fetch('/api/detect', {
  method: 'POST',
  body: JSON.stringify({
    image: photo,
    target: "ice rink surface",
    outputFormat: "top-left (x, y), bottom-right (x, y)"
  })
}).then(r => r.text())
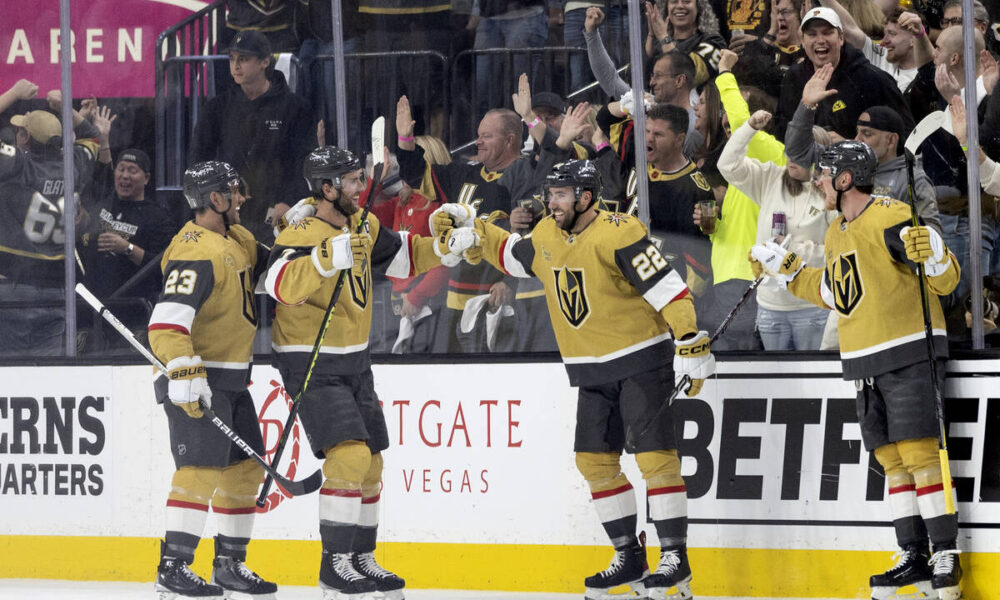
top-left (0, 580), bottom-right (852, 600)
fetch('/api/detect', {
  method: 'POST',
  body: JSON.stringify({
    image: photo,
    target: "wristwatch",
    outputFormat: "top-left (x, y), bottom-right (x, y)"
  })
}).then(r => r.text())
top-left (660, 35), bottom-right (673, 46)
top-left (124, 243), bottom-right (134, 257)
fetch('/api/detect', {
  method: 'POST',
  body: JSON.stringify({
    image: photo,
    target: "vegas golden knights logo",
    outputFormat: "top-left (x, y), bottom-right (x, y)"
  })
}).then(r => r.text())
top-left (554, 266), bottom-right (590, 327)
top-left (349, 262), bottom-right (370, 308)
top-left (831, 251), bottom-right (864, 316)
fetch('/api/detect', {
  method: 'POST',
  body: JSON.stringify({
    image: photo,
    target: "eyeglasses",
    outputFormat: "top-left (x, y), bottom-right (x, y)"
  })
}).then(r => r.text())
top-left (940, 18), bottom-right (963, 26)
top-left (776, 9), bottom-right (797, 17)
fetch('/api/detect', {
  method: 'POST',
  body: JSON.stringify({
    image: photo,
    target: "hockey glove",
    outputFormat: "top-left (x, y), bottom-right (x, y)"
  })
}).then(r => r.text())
top-left (273, 197), bottom-right (317, 237)
top-left (350, 232), bottom-right (372, 272)
top-left (166, 355), bottom-right (212, 419)
top-left (748, 249), bottom-right (765, 280)
top-left (673, 331), bottom-right (715, 398)
top-left (619, 90), bottom-right (653, 117)
top-left (312, 233), bottom-right (354, 277)
top-left (750, 241), bottom-right (803, 289)
top-left (429, 203), bottom-right (478, 238)
top-left (434, 227), bottom-right (481, 267)
top-left (901, 226), bottom-right (951, 277)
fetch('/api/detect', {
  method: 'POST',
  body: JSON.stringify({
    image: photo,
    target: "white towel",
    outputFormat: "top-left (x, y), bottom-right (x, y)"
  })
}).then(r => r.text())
top-left (459, 294), bottom-right (515, 351)
top-left (392, 305), bottom-right (433, 354)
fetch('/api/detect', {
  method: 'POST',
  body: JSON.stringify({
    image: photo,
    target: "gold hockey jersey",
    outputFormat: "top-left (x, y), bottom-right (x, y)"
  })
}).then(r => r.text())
top-left (788, 198), bottom-right (959, 379)
top-left (264, 211), bottom-right (441, 376)
top-left (149, 222), bottom-right (259, 390)
top-left (477, 211), bottom-right (695, 386)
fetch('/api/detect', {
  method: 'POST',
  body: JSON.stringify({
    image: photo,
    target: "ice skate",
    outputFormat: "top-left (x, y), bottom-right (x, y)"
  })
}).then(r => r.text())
top-left (155, 544), bottom-right (224, 599)
top-left (353, 551), bottom-right (405, 599)
top-left (319, 550), bottom-right (378, 599)
top-left (929, 548), bottom-right (962, 600)
top-left (869, 544), bottom-right (933, 600)
top-left (211, 555), bottom-right (278, 599)
top-left (643, 546), bottom-right (692, 600)
top-left (583, 541), bottom-right (649, 599)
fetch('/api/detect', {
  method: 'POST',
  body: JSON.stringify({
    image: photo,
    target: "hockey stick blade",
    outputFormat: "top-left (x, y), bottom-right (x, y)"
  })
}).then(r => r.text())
top-left (904, 110), bottom-right (945, 156)
top-left (256, 116), bottom-right (387, 506)
top-left (75, 283), bottom-right (323, 498)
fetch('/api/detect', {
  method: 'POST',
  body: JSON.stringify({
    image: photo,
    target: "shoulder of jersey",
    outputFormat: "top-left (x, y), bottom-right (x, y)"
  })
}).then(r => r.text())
top-left (276, 216), bottom-right (337, 246)
top-left (868, 195), bottom-right (911, 221)
top-left (165, 224), bottom-right (228, 261)
top-left (229, 224), bottom-right (255, 245)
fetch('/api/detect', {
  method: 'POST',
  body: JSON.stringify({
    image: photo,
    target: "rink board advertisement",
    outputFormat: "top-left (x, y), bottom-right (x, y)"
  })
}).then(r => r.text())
top-left (1, 359), bottom-right (999, 597)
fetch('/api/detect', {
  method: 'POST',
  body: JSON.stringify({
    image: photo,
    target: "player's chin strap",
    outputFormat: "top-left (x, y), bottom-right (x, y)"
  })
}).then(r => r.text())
top-left (211, 194), bottom-right (234, 230)
top-left (321, 186), bottom-right (358, 219)
top-left (562, 188), bottom-right (596, 232)
top-left (833, 175), bottom-right (854, 213)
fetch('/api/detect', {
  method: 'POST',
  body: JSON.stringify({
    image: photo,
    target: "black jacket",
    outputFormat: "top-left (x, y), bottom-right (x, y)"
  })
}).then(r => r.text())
top-left (190, 70), bottom-right (313, 242)
top-left (774, 45), bottom-right (914, 141)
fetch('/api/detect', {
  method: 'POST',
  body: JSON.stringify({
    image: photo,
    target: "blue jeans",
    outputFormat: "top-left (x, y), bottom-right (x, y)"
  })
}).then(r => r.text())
top-left (939, 212), bottom-right (1000, 316)
top-left (757, 305), bottom-right (828, 351)
top-left (563, 5), bottom-right (627, 94)
top-left (0, 282), bottom-right (65, 356)
top-left (474, 12), bottom-right (548, 114)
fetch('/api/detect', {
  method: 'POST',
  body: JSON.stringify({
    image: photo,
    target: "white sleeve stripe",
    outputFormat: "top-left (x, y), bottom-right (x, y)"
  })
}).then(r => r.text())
top-left (385, 231), bottom-right (412, 278)
top-left (820, 276), bottom-right (836, 309)
top-left (149, 302), bottom-right (196, 331)
top-left (500, 234), bottom-right (531, 278)
top-left (642, 270), bottom-right (688, 311)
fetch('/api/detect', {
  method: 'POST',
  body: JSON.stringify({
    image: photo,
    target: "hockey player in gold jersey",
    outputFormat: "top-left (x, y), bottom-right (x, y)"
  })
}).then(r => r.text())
top-left (751, 141), bottom-right (963, 600)
top-left (148, 161), bottom-right (277, 599)
top-left (440, 160), bottom-right (716, 600)
top-left (263, 145), bottom-right (476, 599)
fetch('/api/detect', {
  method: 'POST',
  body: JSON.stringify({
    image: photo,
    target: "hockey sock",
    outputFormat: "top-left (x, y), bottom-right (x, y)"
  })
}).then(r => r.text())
top-left (354, 453), bottom-right (383, 554)
top-left (164, 466), bottom-right (223, 563)
top-left (320, 441), bottom-right (372, 553)
top-left (637, 450), bottom-right (688, 548)
top-left (211, 459), bottom-right (264, 560)
top-left (873, 445), bottom-right (929, 547)
top-left (897, 438), bottom-right (958, 547)
top-left (576, 452), bottom-right (639, 550)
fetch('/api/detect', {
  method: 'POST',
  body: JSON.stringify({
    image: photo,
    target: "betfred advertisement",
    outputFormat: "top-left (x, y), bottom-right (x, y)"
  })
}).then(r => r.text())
top-left (0, 366), bottom-right (116, 522)
top-left (2, 1), bottom-right (206, 98)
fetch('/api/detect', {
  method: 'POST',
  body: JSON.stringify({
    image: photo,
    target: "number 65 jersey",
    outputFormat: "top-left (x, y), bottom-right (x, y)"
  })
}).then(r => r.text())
top-left (148, 221), bottom-right (259, 391)
top-left (477, 211), bottom-right (694, 387)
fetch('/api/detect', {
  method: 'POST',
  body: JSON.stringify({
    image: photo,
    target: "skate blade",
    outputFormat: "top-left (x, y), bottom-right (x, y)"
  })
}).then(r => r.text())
top-left (320, 590), bottom-right (381, 600)
top-left (379, 590), bottom-right (405, 600)
top-left (221, 591), bottom-right (278, 600)
top-left (154, 583), bottom-right (225, 600)
top-left (647, 576), bottom-right (693, 600)
top-left (936, 584), bottom-right (962, 600)
top-left (871, 580), bottom-right (933, 600)
top-left (585, 580), bottom-right (647, 599)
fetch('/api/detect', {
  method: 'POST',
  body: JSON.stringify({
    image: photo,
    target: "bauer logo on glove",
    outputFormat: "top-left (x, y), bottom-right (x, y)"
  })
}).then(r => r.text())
top-left (169, 364), bottom-right (206, 380)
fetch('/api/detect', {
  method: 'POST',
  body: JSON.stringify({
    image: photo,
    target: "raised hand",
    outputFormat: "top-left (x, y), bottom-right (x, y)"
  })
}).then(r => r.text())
top-left (93, 105), bottom-right (117, 140)
top-left (396, 95), bottom-right (416, 148)
top-left (747, 110), bottom-right (772, 131)
top-left (948, 94), bottom-right (967, 147)
top-left (981, 49), bottom-right (999, 94)
top-left (584, 7), bottom-right (605, 33)
top-left (557, 102), bottom-right (591, 147)
top-left (512, 73), bottom-right (534, 121)
top-left (801, 63), bottom-right (838, 108)
top-left (9, 79), bottom-right (38, 101)
top-left (718, 49), bottom-right (739, 73)
top-left (934, 63), bottom-right (961, 102)
top-left (645, 1), bottom-right (668, 40)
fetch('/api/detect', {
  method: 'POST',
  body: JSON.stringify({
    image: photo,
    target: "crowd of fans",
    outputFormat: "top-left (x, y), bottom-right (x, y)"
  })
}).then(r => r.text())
top-left (3, 0), bottom-right (1000, 357)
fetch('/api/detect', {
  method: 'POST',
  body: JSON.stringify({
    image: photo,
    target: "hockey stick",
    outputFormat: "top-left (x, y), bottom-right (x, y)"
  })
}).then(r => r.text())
top-left (75, 283), bottom-right (323, 497)
top-left (903, 146), bottom-right (956, 515)
top-left (256, 116), bottom-right (387, 507)
top-left (904, 110), bottom-right (945, 156)
top-left (628, 275), bottom-right (765, 448)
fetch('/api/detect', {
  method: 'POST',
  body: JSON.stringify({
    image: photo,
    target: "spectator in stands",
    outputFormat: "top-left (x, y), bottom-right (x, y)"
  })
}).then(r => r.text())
top-left (472, 0), bottom-right (552, 113)
top-left (725, 0), bottom-right (769, 46)
top-left (837, 0), bottom-right (885, 39)
top-left (190, 30), bottom-right (313, 244)
top-left (773, 7), bottom-right (914, 141)
top-left (719, 109), bottom-right (834, 350)
top-left (785, 69), bottom-right (941, 232)
top-left (729, 0), bottom-right (805, 71)
top-left (529, 90), bottom-right (593, 158)
top-left (818, 1), bottom-right (933, 94)
top-left (297, 0), bottom-right (366, 128)
top-left (644, 103), bottom-right (715, 315)
top-left (645, 0), bottom-right (726, 87)
top-left (77, 148), bottom-right (176, 351)
top-left (223, 0), bottom-right (298, 53)
top-left (564, 1), bottom-right (629, 94)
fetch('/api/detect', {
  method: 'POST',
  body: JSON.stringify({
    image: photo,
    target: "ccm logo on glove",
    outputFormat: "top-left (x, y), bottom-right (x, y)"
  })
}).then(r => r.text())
top-left (170, 365), bottom-right (206, 379)
top-left (676, 340), bottom-right (710, 356)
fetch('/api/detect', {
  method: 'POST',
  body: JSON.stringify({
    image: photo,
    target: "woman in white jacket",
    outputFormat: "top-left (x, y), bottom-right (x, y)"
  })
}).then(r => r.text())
top-left (718, 110), bottom-right (837, 350)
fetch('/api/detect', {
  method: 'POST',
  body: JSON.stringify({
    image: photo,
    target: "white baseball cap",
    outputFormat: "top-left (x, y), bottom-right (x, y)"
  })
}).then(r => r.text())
top-left (800, 7), bottom-right (843, 32)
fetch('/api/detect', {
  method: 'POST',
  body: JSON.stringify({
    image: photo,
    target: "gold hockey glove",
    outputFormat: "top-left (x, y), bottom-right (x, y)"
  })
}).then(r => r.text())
top-left (901, 226), bottom-right (951, 276)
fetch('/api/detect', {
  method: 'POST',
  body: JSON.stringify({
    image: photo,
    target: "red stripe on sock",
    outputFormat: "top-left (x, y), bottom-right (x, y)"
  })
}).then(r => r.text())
top-left (889, 484), bottom-right (917, 495)
top-left (591, 484), bottom-right (634, 500)
top-left (166, 499), bottom-right (209, 512)
top-left (916, 483), bottom-right (945, 496)
top-left (320, 488), bottom-right (363, 498)
top-left (212, 506), bottom-right (258, 515)
top-left (361, 494), bottom-right (381, 504)
top-left (648, 485), bottom-right (687, 497)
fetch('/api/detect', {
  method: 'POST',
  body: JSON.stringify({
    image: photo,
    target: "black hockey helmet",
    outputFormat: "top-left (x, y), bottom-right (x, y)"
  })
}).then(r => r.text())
top-left (543, 159), bottom-right (602, 208)
top-left (183, 161), bottom-right (239, 210)
top-left (818, 140), bottom-right (877, 188)
top-left (304, 146), bottom-right (362, 196)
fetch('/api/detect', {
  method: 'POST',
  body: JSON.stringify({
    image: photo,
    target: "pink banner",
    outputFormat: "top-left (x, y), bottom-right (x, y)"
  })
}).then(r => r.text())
top-left (2, 0), bottom-right (206, 98)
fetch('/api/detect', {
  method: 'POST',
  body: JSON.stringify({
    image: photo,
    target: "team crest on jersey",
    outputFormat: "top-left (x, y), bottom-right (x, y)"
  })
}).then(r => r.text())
top-left (831, 251), bottom-right (865, 316)
top-left (691, 171), bottom-right (711, 191)
top-left (349, 263), bottom-right (370, 308)
top-left (181, 231), bottom-right (202, 243)
top-left (553, 266), bottom-right (590, 328)
top-left (604, 213), bottom-right (628, 227)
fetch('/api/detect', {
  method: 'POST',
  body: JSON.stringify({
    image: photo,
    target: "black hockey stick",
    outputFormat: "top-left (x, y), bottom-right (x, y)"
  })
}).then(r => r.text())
top-left (75, 283), bottom-right (323, 497)
top-left (628, 275), bottom-right (765, 448)
top-left (256, 116), bottom-right (387, 507)
top-left (902, 110), bottom-right (955, 514)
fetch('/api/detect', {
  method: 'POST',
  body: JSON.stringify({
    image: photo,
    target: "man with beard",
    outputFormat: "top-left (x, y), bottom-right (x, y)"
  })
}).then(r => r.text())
top-left (441, 159), bottom-right (716, 600)
top-left (264, 145), bottom-right (476, 599)
top-left (773, 7), bottom-right (914, 140)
